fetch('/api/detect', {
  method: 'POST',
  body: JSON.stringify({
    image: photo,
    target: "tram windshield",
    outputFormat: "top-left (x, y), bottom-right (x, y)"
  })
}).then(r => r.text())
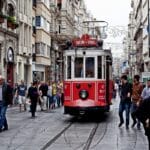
top-left (65, 55), bottom-right (111, 80)
top-left (74, 57), bottom-right (95, 78)
top-left (85, 57), bottom-right (94, 78)
top-left (75, 57), bottom-right (83, 78)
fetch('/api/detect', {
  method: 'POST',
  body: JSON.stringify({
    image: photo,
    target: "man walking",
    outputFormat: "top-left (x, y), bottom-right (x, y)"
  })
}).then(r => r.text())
top-left (118, 75), bottom-right (132, 129)
top-left (141, 79), bottom-right (150, 100)
top-left (27, 81), bottom-right (39, 118)
top-left (17, 80), bottom-right (27, 112)
top-left (39, 81), bottom-right (48, 111)
top-left (0, 75), bottom-right (13, 132)
top-left (131, 75), bottom-right (143, 129)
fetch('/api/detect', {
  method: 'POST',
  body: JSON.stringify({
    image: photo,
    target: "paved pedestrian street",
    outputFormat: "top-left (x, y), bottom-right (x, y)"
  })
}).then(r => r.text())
top-left (0, 99), bottom-right (148, 150)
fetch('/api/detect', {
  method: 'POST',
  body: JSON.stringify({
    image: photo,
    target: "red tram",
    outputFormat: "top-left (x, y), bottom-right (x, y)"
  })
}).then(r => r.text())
top-left (63, 34), bottom-right (113, 115)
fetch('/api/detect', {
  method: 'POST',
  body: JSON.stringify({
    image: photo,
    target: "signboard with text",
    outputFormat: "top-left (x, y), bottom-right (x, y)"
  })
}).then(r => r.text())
top-left (142, 72), bottom-right (150, 83)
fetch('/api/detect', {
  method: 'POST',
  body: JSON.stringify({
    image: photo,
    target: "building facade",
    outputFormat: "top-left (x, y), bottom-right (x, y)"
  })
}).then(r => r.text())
top-left (128, 0), bottom-right (150, 79)
top-left (32, 0), bottom-right (51, 82)
top-left (17, 0), bottom-right (32, 86)
top-left (0, 0), bottom-right (19, 87)
top-left (0, 0), bottom-right (97, 85)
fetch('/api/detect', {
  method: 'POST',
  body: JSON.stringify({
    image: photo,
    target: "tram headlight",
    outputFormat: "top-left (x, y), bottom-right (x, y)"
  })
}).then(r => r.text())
top-left (79, 90), bottom-right (89, 100)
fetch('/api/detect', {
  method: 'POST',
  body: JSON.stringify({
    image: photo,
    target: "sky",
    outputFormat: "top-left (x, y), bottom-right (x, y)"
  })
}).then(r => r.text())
top-left (84, 0), bottom-right (132, 56)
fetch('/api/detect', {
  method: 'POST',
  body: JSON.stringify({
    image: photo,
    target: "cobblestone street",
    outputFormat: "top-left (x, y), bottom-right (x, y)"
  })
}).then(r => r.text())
top-left (0, 97), bottom-right (148, 150)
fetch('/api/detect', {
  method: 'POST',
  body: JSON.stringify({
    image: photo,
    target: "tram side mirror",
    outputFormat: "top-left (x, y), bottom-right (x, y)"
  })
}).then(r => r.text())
top-left (97, 40), bottom-right (103, 49)
top-left (106, 56), bottom-right (112, 65)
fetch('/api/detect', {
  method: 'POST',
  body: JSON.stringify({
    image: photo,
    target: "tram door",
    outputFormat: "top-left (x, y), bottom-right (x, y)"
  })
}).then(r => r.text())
top-left (106, 56), bottom-right (112, 105)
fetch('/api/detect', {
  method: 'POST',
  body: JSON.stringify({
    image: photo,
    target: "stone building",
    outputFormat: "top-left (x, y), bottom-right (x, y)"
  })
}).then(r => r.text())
top-left (0, 0), bottom-right (19, 87)
top-left (0, 0), bottom-right (96, 84)
top-left (32, 0), bottom-right (51, 82)
top-left (17, 0), bottom-right (32, 85)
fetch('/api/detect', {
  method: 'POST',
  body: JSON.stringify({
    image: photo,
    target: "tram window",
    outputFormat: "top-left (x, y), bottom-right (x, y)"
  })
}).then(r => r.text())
top-left (67, 56), bottom-right (71, 79)
top-left (75, 57), bottom-right (83, 78)
top-left (98, 56), bottom-right (102, 79)
top-left (85, 57), bottom-right (94, 78)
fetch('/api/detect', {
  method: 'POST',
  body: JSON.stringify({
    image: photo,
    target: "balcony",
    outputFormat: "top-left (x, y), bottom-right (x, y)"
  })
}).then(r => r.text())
top-left (7, 16), bottom-right (19, 30)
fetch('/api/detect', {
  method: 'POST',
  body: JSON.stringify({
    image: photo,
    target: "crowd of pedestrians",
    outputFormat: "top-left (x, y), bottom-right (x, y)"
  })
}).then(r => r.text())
top-left (0, 78), bottom-right (64, 132)
top-left (0, 74), bottom-right (150, 149)
top-left (117, 74), bottom-right (150, 149)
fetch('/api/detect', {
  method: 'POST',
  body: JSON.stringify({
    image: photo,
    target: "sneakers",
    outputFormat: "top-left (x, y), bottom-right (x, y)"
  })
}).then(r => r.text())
top-left (126, 125), bottom-right (129, 130)
top-left (118, 122), bottom-right (124, 127)
top-left (3, 127), bottom-right (8, 131)
top-left (0, 127), bottom-right (8, 132)
top-left (137, 124), bottom-right (141, 130)
top-left (131, 121), bottom-right (137, 128)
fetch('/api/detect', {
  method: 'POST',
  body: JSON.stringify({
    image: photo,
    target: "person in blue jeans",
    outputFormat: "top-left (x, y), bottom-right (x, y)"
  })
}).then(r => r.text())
top-left (118, 75), bottom-right (132, 129)
top-left (0, 75), bottom-right (13, 132)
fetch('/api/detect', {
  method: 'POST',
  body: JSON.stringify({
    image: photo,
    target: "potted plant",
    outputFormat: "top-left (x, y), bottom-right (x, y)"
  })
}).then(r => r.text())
top-left (7, 16), bottom-right (19, 29)
top-left (12, 22), bottom-right (19, 29)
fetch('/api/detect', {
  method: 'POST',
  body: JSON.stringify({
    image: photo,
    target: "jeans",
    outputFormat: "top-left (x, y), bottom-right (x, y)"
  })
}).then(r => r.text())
top-left (119, 101), bottom-right (131, 126)
top-left (30, 99), bottom-right (37, 117)
top-left (47, 95), bottom-right (53, 109)
top-left (0, 101), bottom-right (8, 129)
top-left (131, 102), bottom-right (140, 128)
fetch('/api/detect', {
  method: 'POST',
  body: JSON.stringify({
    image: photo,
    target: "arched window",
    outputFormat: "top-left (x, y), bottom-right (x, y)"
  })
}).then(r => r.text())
top-left (0, 0), bottom-right (4, 13)
top-left (7, 3), bottom-right (15, 16)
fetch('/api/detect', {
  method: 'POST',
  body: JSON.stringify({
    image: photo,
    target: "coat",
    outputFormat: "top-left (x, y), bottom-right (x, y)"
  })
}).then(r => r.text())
top-left (136, 98), bottom-right (150, 136)
top-left (2, 82), bottom-right (13, 106)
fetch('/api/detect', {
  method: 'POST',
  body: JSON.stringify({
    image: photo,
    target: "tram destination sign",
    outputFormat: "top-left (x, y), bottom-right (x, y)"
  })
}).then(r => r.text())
top-left (72, 34), bottom-right (98, 47)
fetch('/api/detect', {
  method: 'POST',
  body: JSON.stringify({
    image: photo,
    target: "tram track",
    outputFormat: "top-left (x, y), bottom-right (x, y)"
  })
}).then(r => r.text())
top-left (90, 123), bottom-right (108, 149)
top-left (40, 116), bottom-right (102, 150)
top-left (40, 122), bottom-right (73, 150)
top-left (83, 123), bottom-right (99, 150)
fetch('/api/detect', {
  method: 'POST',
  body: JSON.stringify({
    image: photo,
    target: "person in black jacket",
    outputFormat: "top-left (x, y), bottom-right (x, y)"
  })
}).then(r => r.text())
top-left (0, 76), bottom-right (13, 132)
top-left (27, 81), bottom-right (39, 118)
top-left (136, 98), bottom-right (150, 150)
top-left (118, 75), bottom-right (132, 129)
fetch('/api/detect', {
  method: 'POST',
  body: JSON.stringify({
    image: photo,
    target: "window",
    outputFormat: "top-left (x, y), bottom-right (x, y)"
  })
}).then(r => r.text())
top-left (36, 16), bottom-right (41, 27)
top-left (46, 21), bottom-right (50, 32)
top-left (75, 57), bottom-right (83, 78)
top-left (35, 43), bottom-right (40, 54)
top-left (7, 3), bottom-right (15, 16)
top-left (67, 56), bottom-right (71, 79)
top-left (0, 0), bottom-right (4, 12)
top-left (32, 0), bottom-right (37, 7)
top-left (41, 43), bottom-right (46, 55)
top-left (85, 57), bottom-right (94, 78)
top-left (47, 45), bottom-right (50, 56)
top-left (98, 56), bottom-right (102, 79)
